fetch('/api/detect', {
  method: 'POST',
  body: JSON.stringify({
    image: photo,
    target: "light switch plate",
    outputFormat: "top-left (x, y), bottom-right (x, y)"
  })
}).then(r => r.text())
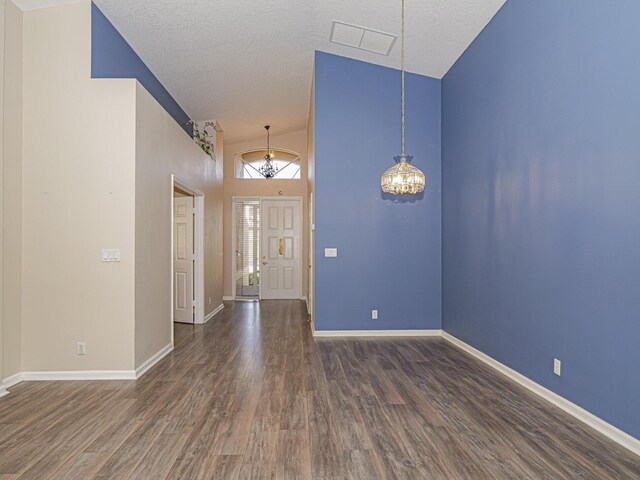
top-left (102, 248), bottom-right (121, 262)
top-left (324, 248), bottom-right (338, 258)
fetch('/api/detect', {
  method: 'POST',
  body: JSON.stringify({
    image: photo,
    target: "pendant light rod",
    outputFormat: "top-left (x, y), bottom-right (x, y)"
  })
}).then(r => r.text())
top-left (265, 125), bottom-right (270, 153)
top-left (401, 0), bottom-right (405, 157)
top-left (380, 0), bottom-right (425, 195)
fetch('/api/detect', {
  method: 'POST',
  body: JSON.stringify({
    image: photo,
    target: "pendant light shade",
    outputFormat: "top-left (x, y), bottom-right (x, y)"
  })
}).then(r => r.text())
top-left (381, 0), bottom-right (426, 195)
top-left (381, 155), bottom-right (425, 195)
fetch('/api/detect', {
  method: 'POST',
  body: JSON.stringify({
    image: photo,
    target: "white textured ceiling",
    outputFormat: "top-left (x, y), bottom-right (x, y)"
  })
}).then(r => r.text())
top-left (32, 0), bottom-right (507, 142)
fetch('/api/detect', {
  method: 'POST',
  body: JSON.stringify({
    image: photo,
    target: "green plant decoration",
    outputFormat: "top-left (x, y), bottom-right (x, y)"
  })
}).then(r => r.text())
top-left (187, 120), bottom-right (216, 158)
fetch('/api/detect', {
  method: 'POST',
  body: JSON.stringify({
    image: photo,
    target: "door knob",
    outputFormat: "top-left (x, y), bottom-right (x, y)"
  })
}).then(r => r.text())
top-left (262, 261), bottom-right (268, 265)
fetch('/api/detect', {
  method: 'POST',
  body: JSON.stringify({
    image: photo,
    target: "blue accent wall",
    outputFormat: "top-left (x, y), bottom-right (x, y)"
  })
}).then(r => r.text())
top-left (91, 2), bottom-right (191, 135)
top-left (442, 0), bottom-right (640, 439)
top-left (314, 51), bottom-right (441, 331)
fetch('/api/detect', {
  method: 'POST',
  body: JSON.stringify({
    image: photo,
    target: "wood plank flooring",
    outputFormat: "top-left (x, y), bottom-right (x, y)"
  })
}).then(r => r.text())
top-left (0, 300), bottom-right (638, 479)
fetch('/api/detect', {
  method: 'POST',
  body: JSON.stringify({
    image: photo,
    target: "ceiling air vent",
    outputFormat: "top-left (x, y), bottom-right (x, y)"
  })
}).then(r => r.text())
top-left (329, 21), bottom-right (397, 56)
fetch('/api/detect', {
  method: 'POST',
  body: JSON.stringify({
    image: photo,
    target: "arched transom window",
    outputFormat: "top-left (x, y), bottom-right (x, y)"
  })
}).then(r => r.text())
top-left (235, 149), bottom-right (301, 179)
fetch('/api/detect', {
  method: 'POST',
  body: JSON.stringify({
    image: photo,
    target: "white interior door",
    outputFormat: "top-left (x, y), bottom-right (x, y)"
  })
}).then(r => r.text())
top-left (261, 199), bottom-right (302, 300)
top-left (174, 195), bottom-right (194, 323)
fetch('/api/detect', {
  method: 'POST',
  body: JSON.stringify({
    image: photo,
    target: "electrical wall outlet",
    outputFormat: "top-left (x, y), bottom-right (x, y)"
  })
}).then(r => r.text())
top-left (77, 342), bottom-right (87, 356)
top-left (371, 309), bottom-right (378, 319)
top-left (554, 358), bottom-right (561, 376)
top-left (209, 297), bottom-right (212, 305)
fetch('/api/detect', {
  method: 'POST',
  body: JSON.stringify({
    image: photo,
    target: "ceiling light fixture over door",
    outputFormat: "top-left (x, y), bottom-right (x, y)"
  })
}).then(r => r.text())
top-left (258, 125), bottom-right (279, 179)
top-left (381, 0), bottom-right (426, 195)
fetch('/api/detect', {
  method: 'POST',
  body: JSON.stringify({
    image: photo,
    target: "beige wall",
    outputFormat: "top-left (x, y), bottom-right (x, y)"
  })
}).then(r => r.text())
top-left (134, 84), bottom-right (224, 368)
top-left (2, 0), bottom-right (23, 380)
top-left (223, 129), bottom-right (308, 298)
top-left (21, 2), bottom-right (137, 371)
top-left (12, 1), bottom-right (224, 374)
top-left (1, 0), bottom-right (5, 385)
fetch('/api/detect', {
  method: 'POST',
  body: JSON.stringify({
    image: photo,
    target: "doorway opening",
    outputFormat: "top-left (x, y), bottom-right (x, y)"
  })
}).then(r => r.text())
top-left (171, 176), bottom-right (205, 334)
top-left (233, 199), bottom-right (261, 299)
top-left (173, 187), bottom-right (195, 323)
top-left (232, 197), bottom-right (303, 300)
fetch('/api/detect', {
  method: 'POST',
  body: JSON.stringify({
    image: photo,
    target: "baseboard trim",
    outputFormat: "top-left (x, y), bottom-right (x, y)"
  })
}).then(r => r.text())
top-left (21, 370), bottom-right (136, 381)
top-left (301, 296), bottom-right (310, 314)
top-left (2, 372), bottom-right (23, 389)
top-left (0, 347), bottom-right (173, 388)
top-left (314, 329), bottom-right (442, 337)
top-left (441, 332), bottom-right (640, 457)
top-left (2, 326), bottom-right (635, 455)
top-left (135, 343), bottom-right (173, 379)
top-left (222, 296), bottom-right (234, 301)
top-left (203, 303), bottom-right (224, 323)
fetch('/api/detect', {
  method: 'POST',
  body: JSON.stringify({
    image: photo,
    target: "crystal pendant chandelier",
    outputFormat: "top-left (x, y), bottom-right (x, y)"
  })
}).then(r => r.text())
top-left (381, 0), bottom-right (426, 195)
top-left (258, 125), bottom-right (279, 178)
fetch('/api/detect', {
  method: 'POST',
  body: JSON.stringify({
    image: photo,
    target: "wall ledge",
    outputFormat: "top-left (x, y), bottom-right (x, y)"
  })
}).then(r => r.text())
top-left (442, 331), bottom-right (640, 457)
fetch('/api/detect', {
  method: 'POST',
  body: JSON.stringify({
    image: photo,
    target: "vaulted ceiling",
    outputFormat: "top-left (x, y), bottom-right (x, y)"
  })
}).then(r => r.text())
top-left (25, 0), bottom-right (507, 142)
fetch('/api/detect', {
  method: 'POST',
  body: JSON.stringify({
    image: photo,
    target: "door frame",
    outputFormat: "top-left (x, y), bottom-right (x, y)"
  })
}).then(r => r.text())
top-left (308, 192), bottom-right (314, 328)
top-left (231, 195), bottom-right (303, 300)
top-left (231, 197), bottom-right (261, 300)
top-left (170, 175), bottom-right (205, 342)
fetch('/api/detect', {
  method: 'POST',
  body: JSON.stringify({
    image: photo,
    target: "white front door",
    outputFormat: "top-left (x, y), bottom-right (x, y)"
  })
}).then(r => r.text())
top-left (174, 196), bottom-right (194, 323)
top-left (261, 199), bottom-right (302, 300)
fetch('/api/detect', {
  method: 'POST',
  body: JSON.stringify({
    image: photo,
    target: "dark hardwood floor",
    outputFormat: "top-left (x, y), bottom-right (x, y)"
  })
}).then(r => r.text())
top-left (0, 300), bottom-right (638, 479)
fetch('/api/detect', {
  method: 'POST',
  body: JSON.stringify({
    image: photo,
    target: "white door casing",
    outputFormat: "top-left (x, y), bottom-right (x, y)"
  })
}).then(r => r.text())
top-left (309, 192), bottom-right (314, 326)
top-left (173, 195), bottom-right (194, 323)
top-left (261, 199), bottom-right (302, 300)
